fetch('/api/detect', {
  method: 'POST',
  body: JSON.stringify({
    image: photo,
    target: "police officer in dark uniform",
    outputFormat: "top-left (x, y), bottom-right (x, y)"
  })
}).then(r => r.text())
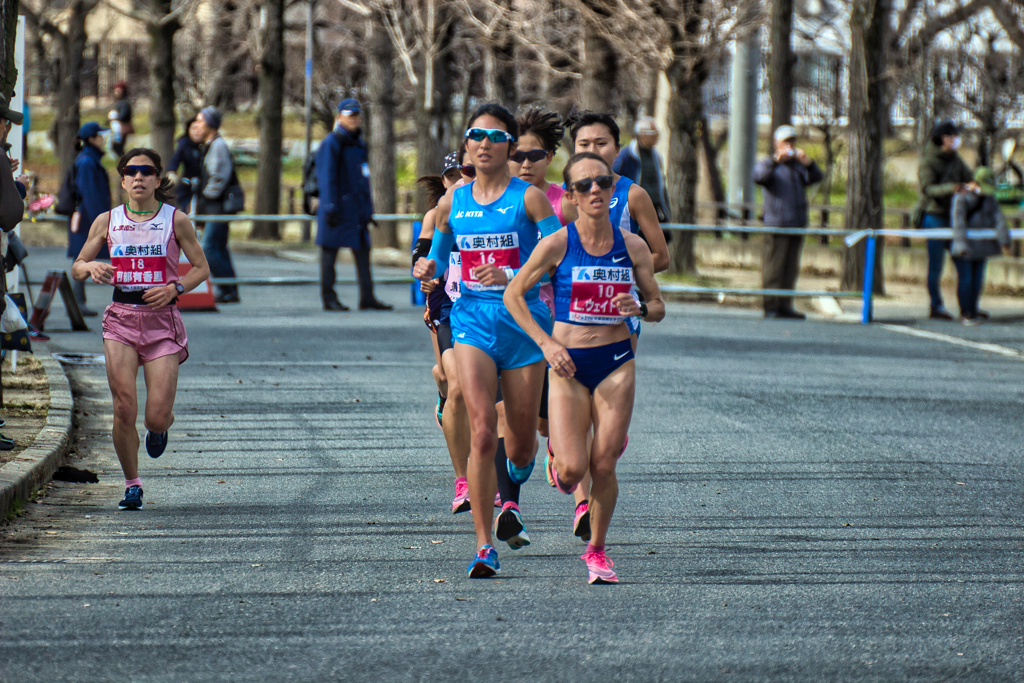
top-left (315, 98), bottom-right (392, 311)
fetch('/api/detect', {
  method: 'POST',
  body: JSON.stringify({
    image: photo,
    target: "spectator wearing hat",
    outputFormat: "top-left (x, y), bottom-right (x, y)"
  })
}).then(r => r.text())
top-left (194, 106), bottom-right (240, 303)
top-left (950, 167), bottom-right (1010, 325)
top-left (70, 121), bottom-right (112, 316)
top-left (917, 120), bottom-right (975, 320)
top-left (752, 125), bottom-right (823, 319)
top-left (108, 81), bottom-right (134, 158)
top-left (613, 117), bottom-right (671, 222)
top-left (0, 94), bottom-right (24, 451)
top-left (315, 98), bottom-right (392, 311)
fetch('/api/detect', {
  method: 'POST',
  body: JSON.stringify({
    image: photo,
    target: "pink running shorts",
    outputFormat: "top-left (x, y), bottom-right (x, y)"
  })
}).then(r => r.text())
top-left (102, 302), bottom-right (189, 364)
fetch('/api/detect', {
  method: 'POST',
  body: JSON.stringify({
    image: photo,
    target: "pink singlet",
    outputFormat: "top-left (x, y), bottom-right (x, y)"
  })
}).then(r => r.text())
top-left (101, 203), bottom-right (189, 364)
top-left (539, 183), bottom-right (569, 315)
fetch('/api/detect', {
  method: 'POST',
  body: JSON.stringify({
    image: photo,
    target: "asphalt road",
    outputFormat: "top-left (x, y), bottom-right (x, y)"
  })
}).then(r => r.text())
top-left (1, 248), bottom-right (1022, 682)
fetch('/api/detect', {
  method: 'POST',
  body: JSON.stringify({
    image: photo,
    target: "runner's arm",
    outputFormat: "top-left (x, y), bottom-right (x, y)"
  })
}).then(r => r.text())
top-left (413, 194), bottom-right (452, 281)
top-left (503, 232), bottom-right (577, 377)
top-left (628, 184), bottom-right (669, 273)
top-left (71, 213), bottom-right (116, 284)
top-left (475, 185), bottom-right (559, 287)
top-left (560, 194), bottom-right (578, 224)
top-left (141, 211), bottom-right (211, 307)
top-left (413, 208), bottom-right (437, 266)
top-left (616, 231), bottom-right (665, 323)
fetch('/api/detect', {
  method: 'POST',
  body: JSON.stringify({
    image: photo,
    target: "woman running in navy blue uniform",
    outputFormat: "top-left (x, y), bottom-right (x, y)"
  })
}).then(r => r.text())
top-left (505, 152), bottom-right (665, 584)
top-left (414, 104), bottom-right (562, 578)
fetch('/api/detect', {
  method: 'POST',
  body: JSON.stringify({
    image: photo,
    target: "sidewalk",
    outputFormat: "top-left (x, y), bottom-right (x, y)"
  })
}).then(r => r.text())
top-left (0, 354), bottom-right (74, 520)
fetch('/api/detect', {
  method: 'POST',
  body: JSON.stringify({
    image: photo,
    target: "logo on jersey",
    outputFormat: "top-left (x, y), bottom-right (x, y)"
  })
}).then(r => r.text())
top-left (457, 332), bottom-right (466, 338)
top-left (612, 255), bottom-right (627, 263)
top-left (495, 206), bottom-right (513, 215)
top-left (453, 210), bottom-right (484, 220)
top-left (613, 352), bottom-right (629, 361)
top-left (608, 197), bottom-right (619, 209)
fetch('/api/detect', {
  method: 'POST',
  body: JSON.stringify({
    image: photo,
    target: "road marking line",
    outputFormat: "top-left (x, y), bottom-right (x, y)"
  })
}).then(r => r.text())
top-left (880, 324), bottom-right (1024, 360)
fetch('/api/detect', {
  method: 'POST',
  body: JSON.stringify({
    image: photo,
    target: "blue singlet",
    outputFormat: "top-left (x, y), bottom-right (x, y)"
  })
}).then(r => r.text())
top-left (608, 176), bottom-right (639, 234)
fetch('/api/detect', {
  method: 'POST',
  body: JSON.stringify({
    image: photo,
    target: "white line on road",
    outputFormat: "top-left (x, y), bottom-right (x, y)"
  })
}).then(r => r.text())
top-left (880, 324), bottom-right (1024, 360)
top-left (197, 361), bottom-right (432, 367)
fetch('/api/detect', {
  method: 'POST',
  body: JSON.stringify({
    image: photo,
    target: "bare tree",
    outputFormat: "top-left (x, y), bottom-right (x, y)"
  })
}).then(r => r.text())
top-left (23, 0), bottom-right (102, 175)
top-left (365, 11), bottom-right (398, 247)
top-left (1, 0), bottom-right (19, 98)
top-left (769, 0), bottom-right (795, 132)
top-left (101, 0), bottom-right (198, 163)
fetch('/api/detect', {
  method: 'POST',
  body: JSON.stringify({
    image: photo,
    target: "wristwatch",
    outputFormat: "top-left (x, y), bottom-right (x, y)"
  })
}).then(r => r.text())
top-left (172, 281), bottom-right (185, 296)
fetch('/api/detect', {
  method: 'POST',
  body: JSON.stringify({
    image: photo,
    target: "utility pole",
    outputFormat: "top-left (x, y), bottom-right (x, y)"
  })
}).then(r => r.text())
top-left (727, 32), bottom-right (759, 221)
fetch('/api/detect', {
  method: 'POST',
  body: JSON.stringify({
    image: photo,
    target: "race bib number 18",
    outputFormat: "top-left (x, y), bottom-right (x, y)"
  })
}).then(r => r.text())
top-left (569, 265), bottom-right (634, 324)
top-left (110, 242), bottom-right (167, 291)
top-left (458, 232), bottom-right (520, 291)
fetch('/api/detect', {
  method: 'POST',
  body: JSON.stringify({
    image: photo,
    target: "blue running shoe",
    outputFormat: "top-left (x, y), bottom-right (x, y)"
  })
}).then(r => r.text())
top-left (118, 485), bottom-right (143, 510)
top-left (145, 430), bottom-right (168, 459)
top-left (507, 457), bottom-right (535, 485)
top-left (467, 544), bottom-right (500, 578)
top-left (435, 393), bottom-right (446, 429)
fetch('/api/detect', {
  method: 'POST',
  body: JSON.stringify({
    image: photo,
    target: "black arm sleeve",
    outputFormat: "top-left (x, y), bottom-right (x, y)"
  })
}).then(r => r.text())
top-left (412, 237), bottom-right (432, 266)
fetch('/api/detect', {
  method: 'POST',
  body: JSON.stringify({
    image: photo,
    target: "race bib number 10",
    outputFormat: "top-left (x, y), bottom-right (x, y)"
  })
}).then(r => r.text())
top-left (569, 265), bottom-right (634, 324)
top-left (110, 242), bottom-right (167, 291)
top-left (458, 232), bottom-right (520, 291)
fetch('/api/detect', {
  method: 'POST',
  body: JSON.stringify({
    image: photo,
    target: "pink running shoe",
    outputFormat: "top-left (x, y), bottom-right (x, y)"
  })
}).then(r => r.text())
top-left (581, 549), bottom-right (618, 584)
top-left (573, 500), bottom-right (591, 541)
top-left (545, 449), bottom-right (577, 494)
top-left (452, 477), bottom-right (470, 514)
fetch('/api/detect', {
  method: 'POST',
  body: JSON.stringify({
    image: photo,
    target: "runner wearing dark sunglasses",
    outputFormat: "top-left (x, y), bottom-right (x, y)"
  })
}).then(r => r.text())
top-left (504, 152), bottom-right (665, 584)
top-left (413, 104), bottom-right (563, 578)
top-left (71, 148), bottom-right (211, 511)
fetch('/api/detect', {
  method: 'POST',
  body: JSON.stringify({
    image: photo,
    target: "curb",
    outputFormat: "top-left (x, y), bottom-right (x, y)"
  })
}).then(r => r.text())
top-left (0, 354), bottom-right (75, 520)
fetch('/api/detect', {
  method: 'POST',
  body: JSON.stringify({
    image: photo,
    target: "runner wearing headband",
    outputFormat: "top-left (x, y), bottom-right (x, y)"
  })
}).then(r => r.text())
top-left (413, 104), bottom-right (562, 577)
top-left (505, 151), bottom-right (665, 583)
top-left (72, 148), bottom-right (210, 510)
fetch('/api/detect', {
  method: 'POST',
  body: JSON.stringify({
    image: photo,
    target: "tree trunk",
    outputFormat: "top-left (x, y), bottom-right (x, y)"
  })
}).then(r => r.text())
top-left (841, 0), bottom-right (890, 294)
top-left (700, 115), bottom-right (727, 215)
top-left (54, 7), bottom-right (90, 177)
top-left (146, 0), bottom-right (179, 165)
top-left (413, 6), bottom-right (454, 214)
top-left (1, 0), bottom-right (19, 99)
top-left (664, 62), bottom-right (703, 275)
top-left (769, 0), bottom-right (795, 132)
top-left (366, 13), bottom-right (397, 248)
top-left (579, 27), bottom-right (616, 111)
top-left (251, 0), bottom-right (286, 240)
top-left (206, 1), bottom-right (242, 112)
top-left (483, 0), bottom-right (517, 108)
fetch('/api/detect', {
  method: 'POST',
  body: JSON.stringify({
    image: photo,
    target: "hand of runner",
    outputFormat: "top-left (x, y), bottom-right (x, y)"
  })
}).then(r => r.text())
top-left (87, 262), bottom-right (117, 285)
top-left (543, 341), bottom-right (576, 379)
top-left (413, 257), bottom-right (436, 281)
top-left (472, 264), bottom-right (508, 286)
top-left (142, 283), bottom-right (177, 308)
top-left (421, 278), bottom-right (438, 294)
top-left (612, 293), bottom-right (640, 317)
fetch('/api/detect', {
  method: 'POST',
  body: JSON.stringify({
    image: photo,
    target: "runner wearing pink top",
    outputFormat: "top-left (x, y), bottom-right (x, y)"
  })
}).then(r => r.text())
top-left (72, 148), bottom-right (211, 511)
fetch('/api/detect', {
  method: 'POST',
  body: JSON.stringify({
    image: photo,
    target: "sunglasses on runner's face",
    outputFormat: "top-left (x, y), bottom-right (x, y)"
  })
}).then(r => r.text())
top-left (460, 164), bottom-right (476, 177)
top-left (509, 149), bottom-right (549, 164)
top-left (569, 175), bottom-right (614, 194)
top-left (122, 165), bottom-right (158, 178)
top-left (465, 127), bottom-right (515, 144)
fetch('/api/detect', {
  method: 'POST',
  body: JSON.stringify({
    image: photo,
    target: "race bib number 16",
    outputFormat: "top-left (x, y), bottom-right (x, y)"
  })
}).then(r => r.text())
top-left (458, 233), bottom-right (520, 291)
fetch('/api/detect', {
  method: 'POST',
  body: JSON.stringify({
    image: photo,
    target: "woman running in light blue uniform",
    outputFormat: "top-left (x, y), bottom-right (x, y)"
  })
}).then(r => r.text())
top-left (505, 152), bottom-right (666, 583)
top-left (413, 104), bottom-right (562, 578)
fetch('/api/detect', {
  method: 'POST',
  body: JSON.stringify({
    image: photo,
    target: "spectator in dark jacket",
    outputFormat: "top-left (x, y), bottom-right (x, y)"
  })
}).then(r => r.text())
top-left (167, 114), bottom-right (206, 212)
top-left (315, 98), bottom-right (391, 311)
top-left (0, 94), bottom-right (24, 451)
top-left (752, 125), bottom-right (823, 319)
top-left (918, 120), bottom-right (975, 320)
top-left (71, 121), bottom-right (112, 316)
top-left (108, 81), bottom-right (133, 158)
top-left (950, 167), bottom-right (1010, 325)
top-left (613, 117), bottom-right (671, 222)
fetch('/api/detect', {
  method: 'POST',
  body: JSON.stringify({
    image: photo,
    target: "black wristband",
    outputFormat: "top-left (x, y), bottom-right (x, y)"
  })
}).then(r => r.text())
top-left (412, 237), bottom-right (432, 267)
top-left (638, 302), bottom-right (648, 319)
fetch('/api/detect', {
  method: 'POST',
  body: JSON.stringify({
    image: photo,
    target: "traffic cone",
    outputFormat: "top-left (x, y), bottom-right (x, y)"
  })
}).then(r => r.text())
top-left (176, 252), bottom-right (218, 312)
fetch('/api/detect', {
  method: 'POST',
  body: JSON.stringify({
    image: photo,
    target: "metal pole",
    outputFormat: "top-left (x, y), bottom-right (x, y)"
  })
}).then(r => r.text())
top-left (303, 0), bottom-right (314, 244)
top-left (728, 32), bottom-right (759, 223)
top-left (861, 234), bottom-right (876, 324)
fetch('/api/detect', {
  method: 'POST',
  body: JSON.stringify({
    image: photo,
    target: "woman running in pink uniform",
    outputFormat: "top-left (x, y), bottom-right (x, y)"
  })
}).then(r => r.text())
top-left (505, 152), bottom-right (665, 583)
top-left (72, 148), bottom-right (210, 511)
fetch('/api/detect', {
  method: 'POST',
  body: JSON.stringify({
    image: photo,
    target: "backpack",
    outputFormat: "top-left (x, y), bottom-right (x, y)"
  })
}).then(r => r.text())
top-left (54, 165), bottom-right (79, 216)
top-left (302, 129), bottom-right (349, 216)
